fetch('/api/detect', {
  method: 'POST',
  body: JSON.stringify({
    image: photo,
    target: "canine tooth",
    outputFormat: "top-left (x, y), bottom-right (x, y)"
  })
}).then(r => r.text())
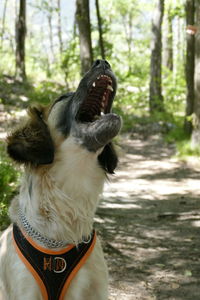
top-left (92, 82), bottom-right (96, 87)
top-left (107, 85), bottom-right (113, 91)
top-left (101, 111), bottom-right (105, 116)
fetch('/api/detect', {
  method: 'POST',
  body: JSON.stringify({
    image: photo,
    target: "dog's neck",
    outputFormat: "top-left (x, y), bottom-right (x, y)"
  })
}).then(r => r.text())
top-left (11, 137), bottom-right (106, 245)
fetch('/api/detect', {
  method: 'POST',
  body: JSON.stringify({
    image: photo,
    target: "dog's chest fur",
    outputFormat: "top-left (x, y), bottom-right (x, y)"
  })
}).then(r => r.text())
top-left (11, 136), bottom-right (106, 244)
top-left (1, 137), bottom-right (108, 300)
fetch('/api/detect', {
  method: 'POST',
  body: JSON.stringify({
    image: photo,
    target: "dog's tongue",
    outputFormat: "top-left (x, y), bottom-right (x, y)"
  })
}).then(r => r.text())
top-left (72, 113), bottom-right (121, 151)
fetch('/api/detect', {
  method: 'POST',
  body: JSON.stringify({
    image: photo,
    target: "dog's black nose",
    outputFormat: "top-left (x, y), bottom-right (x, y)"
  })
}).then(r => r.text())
top-left (92, 59), bottom-right (111, 70)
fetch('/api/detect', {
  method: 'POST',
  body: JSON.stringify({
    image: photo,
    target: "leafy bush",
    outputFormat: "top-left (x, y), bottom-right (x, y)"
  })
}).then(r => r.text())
top-left (61, 38), bottom-right (81, 89)
top-left (163, 69), bottom-right (186, 115)
top-left (176, 141), bottom-right (200, 158)
top-left (27, 80), bottom-right (66, 105)
top-left (0, 143), bottom-right (20, 230)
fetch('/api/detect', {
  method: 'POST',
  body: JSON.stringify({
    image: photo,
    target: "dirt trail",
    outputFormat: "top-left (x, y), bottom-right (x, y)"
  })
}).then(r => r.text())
top-left (96, 134), bottom-right (200, 300)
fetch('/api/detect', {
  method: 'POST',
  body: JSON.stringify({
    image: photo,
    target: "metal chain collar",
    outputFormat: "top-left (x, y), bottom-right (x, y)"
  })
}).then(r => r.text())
top-left (18, 209), bottom-right (92, 249)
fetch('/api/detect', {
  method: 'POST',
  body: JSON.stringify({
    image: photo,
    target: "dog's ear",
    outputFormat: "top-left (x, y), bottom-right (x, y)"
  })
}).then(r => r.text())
top-left (98, 143), bottom-right (118, 174)
top-left (7, 106), bottom-right (54, 165)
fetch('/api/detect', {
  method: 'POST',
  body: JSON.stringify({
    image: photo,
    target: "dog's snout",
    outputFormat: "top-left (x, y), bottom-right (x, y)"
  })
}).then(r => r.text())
top-left (92, 59), bottom-right (111, 70)
top-left (93, 59), bottom-right (101, 67)
top-left (104, 60), bottom-right (111, 68)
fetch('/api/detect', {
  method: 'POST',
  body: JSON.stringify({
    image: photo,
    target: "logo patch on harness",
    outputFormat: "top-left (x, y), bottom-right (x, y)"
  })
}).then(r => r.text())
top-left (43, 256), bottom-right (67, 273)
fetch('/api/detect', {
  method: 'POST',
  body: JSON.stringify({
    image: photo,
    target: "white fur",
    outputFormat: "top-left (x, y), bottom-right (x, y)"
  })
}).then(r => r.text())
top-left (0, 135), bottom-right (108, 300)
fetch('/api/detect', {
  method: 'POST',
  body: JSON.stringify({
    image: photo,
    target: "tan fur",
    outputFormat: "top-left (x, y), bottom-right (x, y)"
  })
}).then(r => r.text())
top-left (7, 106), bottom-right (55, 165)
top-left (0, 105), bottom-right (109, 300)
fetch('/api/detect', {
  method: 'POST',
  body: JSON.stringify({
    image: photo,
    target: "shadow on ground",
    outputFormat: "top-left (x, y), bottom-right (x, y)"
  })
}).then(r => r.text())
top-left (95, 134), bottom-right (200, 300)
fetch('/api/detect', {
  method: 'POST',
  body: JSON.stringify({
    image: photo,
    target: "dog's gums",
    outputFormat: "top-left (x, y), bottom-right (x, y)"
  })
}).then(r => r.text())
top-left (70, 61), bottom-right (121, 153)
top-left (77, 75), bottom-right (114, 123)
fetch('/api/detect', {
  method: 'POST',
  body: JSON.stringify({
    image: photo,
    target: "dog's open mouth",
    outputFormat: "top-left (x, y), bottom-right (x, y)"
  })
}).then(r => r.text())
top-left (77, 75), bottom-right (114, 123)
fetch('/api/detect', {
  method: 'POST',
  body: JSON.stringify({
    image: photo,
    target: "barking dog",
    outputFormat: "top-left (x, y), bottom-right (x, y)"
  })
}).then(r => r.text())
top-left (0, 59), bottom-right (121, 300)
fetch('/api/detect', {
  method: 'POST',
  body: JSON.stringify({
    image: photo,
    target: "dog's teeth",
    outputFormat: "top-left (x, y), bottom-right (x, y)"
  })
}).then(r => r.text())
top-left (101, 111), bottom-right (105, 116)
top-left (107, 85), bottom-right (113, 92)
top-left (92, 82), bottom-right (96, 87)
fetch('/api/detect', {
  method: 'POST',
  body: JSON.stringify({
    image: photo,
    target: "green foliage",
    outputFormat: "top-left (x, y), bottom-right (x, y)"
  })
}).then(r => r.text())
top-left (27, 80), bottom-right (66, 105)
top-left (0, 143), bottom-right (20, 230)
top-left (92, 16), bottom-right (113, 59)
top-left (162, 112), bottom-right (199, 160)
top-left (164, 116), bottom-right (187, 143)
top-left (163, 69), bottom-right (186, 115)
top-left (170, 4), bottom-right (185, 18)
top-left (176, 141), bottom-right (200, 158)
top-left (61, 38), bottom-right (81, 88)
top-left (0, 75), bottom-right (66, 107)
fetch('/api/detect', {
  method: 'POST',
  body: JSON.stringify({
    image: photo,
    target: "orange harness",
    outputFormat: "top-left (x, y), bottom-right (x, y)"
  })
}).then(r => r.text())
top-left (12, 224), bottom-right (96, 300)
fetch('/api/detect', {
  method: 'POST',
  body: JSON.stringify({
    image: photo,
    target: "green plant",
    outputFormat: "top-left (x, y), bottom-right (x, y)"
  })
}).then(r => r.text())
top-left (61, 38), bottom-right (81, 89)
top-left (0, 143), bottom-right (20, 230)
top-left (176, 141), bottom-right (200, 158)
top-left (27, 80), bottom-right (67, 105)
top-left (163, 69), bottom-right (186, 115)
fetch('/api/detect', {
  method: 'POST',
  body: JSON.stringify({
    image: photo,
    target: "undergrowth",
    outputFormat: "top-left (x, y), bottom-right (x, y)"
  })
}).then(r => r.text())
top-left (0, 143), bottom-right (20, 231)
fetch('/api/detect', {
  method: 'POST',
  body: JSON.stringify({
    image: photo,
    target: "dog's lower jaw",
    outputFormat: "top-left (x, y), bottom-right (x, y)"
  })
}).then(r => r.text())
top-left (73, 113), bottom-right (122, 152)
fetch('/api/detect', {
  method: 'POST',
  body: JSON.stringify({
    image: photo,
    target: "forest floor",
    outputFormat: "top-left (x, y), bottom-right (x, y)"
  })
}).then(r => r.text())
top-left (1, 102), bottom-right (200, 299)
top-left (95, 132), bottom-right (200, 300)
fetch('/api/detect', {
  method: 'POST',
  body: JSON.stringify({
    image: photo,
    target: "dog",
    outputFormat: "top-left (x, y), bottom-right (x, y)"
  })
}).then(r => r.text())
top-left (0, 59), bottom-right (121, 300)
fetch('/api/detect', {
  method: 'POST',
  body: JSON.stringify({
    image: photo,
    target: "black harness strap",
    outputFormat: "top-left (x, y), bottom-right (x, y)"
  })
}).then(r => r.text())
top-left (13, 224), bottom-right (96, 300)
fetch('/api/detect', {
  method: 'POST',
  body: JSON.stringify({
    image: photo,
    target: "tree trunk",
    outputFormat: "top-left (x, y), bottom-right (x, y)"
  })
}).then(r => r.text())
top-left (149, 0), bottom-right (165, 113)
top-left (15, 0), bottom-right (26, 81)
top-left (95, 0), bottom-right (105, 59)
top-left (76, 0), bottom-right (93, 75)
top-left (121, 12), bottom-right (133, 74)
top-left (191, 3), bottom-right (200, 145)
top-left (1, 0), bottom-right (8, 48)
top-left (57, 0), bottom-right (63, 56)
top-left (184, 0), bottom-right (195, 136)
top-left (48, 14), bottom-right (54, 61)
top-left (163, 5), bottom-right (173, 71)
top-left (47, 0), bottom-right (54, 64)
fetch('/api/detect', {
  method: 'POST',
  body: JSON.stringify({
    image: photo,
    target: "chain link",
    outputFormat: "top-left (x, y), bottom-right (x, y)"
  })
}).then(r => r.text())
top-left (18, 209), bottom-right (68, 248)
top-left (18, 209), bottom-right (92, 248)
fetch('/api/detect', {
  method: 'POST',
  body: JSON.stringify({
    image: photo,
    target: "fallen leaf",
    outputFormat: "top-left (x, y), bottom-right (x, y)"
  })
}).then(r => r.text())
top-left (171, 283), bottom-right (180, 289)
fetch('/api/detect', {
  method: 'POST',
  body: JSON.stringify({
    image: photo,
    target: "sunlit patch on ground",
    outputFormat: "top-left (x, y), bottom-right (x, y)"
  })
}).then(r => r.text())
top-left (95, 134), bottom-right (200, 300)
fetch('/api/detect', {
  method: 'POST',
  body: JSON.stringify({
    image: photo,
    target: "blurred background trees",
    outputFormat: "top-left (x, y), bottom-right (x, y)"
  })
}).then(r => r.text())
top-left (149, 0), bottom-right (165, 113)
top-left (0, 0), bottom-right (200, 153)
top-left (1, 0), bottom-right (200, 230)
top-left (192, 1), bottom-right (200, 146)
top-left (15, 0), bottom-right (26, 81)
top-left (76, 0), bottom-right (93, 74)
